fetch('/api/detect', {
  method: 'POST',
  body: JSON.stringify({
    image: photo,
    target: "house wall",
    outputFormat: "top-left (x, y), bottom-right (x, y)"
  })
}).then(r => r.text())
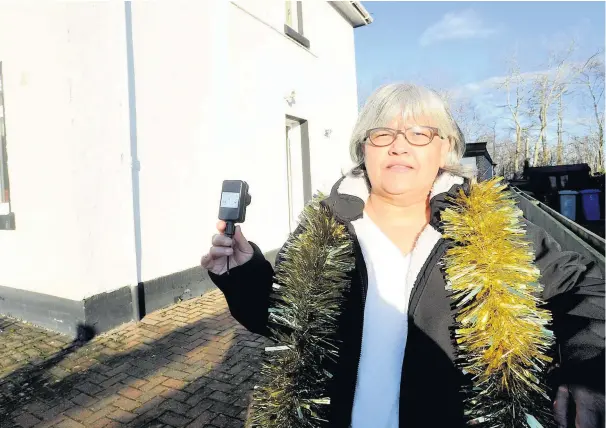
top-left (0, 3), bottom-right (136, 302)
top-left (0, 1), bottom-right (362, 320)
top-left (476, 155), bottom-right (494, 181)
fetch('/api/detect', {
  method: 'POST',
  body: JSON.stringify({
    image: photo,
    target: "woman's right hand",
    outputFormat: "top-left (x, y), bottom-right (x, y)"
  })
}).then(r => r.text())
top-left (201, 221), bottom-right (255, 275)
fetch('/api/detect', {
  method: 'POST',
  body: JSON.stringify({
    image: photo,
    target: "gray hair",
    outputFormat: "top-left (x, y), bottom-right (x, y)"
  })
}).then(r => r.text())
top-left (349, 83), bottom-right (473, 178)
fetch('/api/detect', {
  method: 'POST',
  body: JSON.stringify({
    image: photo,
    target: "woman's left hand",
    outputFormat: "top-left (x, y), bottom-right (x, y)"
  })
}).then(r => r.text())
top-left (553, 384), bottom-right (605, 428)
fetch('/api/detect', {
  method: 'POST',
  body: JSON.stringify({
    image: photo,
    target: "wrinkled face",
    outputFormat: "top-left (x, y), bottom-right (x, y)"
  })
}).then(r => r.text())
top-left (364, 115), bottom-right (451, 200)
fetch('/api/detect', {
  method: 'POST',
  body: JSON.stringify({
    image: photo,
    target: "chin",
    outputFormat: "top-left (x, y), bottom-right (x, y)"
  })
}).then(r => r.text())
top-left (378, 173), bottom-right (434, 197)
top-left (382, 182), bottom-right (413, 196)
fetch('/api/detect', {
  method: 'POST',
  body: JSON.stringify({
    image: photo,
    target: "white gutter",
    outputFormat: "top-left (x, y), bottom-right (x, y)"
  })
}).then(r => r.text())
top-left (329, 1), bottom-right (373, 28)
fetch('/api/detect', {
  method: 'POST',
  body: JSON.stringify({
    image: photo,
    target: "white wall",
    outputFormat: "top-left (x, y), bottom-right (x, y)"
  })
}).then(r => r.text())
top-left (135, 1), bottom-right (362, 281)
top-left (129, 1), bottom-right (221, 286)
top-left (0, 3), bottom-right (137, 301)
top-left (0, 1), bottom-right (363, 300)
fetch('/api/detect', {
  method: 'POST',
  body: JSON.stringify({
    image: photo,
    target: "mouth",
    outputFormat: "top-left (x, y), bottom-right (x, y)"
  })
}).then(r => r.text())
top-left (387, 164), bottom-right (414, 171)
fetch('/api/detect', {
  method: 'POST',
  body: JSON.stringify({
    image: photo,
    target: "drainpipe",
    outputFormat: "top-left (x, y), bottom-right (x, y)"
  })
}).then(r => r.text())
top-left (124, 1), bottom-right (143, 321)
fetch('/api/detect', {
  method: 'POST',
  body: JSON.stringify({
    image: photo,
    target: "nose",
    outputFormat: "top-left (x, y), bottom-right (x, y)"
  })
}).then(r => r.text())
top-left (388, 132), bottom-right (411, 155)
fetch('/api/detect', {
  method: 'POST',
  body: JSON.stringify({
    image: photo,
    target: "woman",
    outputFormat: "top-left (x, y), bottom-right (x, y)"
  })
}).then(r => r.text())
top-left (201, 83), bottom-right (604, 428)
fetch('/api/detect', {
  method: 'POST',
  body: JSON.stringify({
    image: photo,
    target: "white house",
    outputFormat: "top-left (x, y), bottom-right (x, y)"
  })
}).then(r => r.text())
top-left (0, 1), bottom-right (372, 336)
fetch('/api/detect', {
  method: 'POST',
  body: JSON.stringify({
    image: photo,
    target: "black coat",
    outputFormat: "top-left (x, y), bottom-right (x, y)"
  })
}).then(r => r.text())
top-left (209, 173), bottom-right (605, 427)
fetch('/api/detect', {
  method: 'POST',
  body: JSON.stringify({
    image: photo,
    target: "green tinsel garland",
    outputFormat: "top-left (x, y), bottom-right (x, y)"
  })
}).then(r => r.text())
top-left (249, 194), bottom-right (355, 427)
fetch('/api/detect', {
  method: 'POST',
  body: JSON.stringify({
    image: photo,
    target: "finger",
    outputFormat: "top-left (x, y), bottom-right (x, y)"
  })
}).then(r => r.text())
top-left (209, 246), bottom-right (233, 258)
top-left (554, 385), bottom-right (571, 428)
top-left (200, 253), bottom-right (214, 269)
top-left (212, 233), bottom-right (233, 248)
top-left (216, 220), bottom-right (226, 232)
top-left (233, 226), bottom-right (252, 251)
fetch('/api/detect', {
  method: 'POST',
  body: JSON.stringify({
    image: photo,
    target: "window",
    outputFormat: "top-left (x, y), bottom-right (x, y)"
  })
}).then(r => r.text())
top-left (285, 1), bottom-right (303, 33)
top-left (0, 62), bottom-right (14, 230)
top-left (284, 1), bottom-right (310, 49)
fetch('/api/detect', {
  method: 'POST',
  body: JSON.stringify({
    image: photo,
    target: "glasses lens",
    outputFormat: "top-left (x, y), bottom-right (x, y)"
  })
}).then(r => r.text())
top-left (369, 129), bottom-right (396, 146)
top-left (405, 127), bottom-right (432, 145)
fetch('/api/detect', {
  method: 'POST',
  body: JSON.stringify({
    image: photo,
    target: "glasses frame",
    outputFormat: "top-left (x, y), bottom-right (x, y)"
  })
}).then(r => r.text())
top-left (364, 126), bottom-right (443, 147)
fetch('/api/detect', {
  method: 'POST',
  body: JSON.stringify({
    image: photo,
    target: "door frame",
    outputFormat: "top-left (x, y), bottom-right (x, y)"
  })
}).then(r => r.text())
top-left (285, 115), bottom-right (311, 233)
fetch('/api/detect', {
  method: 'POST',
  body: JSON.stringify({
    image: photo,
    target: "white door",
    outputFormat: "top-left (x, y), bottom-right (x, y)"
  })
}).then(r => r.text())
top-left (286, 119), bottom-right (306, 233)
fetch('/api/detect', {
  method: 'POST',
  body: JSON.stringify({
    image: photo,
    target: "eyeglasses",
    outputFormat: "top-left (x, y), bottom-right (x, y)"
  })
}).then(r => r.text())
top-left (365, 126), bottom-right (443, 147)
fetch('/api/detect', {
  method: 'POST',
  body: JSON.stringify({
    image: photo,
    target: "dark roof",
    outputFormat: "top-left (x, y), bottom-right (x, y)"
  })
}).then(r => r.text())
top-left (525, 164), bottom-right (591, 175)
top-left (463, 142), bottom-right (496, 166)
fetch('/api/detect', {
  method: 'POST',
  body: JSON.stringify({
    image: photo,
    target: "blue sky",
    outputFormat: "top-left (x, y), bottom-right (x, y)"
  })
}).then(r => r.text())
top-left (354, 1), bottom-right (605, 140)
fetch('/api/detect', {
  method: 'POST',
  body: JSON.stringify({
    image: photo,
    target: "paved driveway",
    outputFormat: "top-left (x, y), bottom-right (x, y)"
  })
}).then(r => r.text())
top-left (0, 289), bottom-right (269, 428)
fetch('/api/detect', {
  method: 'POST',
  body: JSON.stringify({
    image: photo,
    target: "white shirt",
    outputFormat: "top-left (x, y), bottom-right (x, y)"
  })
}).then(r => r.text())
top-left (350, 213), bottom-right (413, 428)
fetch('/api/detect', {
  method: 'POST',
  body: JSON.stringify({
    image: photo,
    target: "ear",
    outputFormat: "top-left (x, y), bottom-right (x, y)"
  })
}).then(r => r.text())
top-left (439, 137), bottom-right (451, 168)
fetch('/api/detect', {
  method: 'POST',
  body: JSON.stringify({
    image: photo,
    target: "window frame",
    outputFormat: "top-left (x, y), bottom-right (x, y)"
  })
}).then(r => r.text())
top-left (0, 62), bottom-right (15, 230)
top-left (284, 1), bottom-right (310, 49)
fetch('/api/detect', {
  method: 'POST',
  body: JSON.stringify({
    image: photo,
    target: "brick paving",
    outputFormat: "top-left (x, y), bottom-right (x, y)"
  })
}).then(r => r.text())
top-left (0, 290), bottom-right (271, 428)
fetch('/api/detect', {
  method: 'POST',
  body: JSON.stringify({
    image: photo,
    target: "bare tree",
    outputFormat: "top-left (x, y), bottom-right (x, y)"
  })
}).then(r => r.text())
top-left (476, 120), bottom-right (498, 167)
top-left (556, 92), bottom-right (564, 164)
top-left (487, 120), bottom-right (497, 158)
top-left (432, 87), bottom-right (487, 144)
top-left (521, 127), bottom-right (531, 165)
top-left (568, 135), bottom-right (602, 171)
top-left (576, 50), bottom-right (605, 172)
top-left (430, 43), bottom-right (603, 174)
top-left (529, 42), bottom-right (576, 166)
top-left (498, 58), bottom-right (526, 175)
top-left (450, 98), bottom-right (487, 144)
top-left (493, 138), bottom-right (518, 179)
top-left (530, 74), bottom-right (548, 166)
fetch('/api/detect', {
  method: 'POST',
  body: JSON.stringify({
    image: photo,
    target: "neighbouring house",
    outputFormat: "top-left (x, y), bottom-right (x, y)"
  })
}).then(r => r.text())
top-left (0, 1), bottom-right (372, 336)
top-left (522, 163), bottom-right (594, 194)
top-left (461, 141), bottom-right (496, 181)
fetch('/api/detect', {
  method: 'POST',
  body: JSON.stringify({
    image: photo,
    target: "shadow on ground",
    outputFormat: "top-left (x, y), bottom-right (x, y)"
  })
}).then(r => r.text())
top-left (0, 294), bottom-right (271, 428)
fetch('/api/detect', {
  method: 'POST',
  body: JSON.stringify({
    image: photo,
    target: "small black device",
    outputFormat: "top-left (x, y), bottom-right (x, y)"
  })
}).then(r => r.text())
top-left (218, 180), bottom-right (252, 274)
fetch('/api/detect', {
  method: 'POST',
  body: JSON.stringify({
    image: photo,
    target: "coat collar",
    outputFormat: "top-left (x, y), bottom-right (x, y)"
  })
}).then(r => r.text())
top-left (320, 169), bottom-right (470, 322)
top-left (322, 169), bottom-right (469, 230)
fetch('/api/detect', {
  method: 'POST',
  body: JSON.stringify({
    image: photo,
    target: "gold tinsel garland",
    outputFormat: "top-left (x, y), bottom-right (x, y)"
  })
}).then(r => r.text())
top-left (249, 194), bottom-right (354, 427)
top-left (441, 177), bottom-right (555, 427)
